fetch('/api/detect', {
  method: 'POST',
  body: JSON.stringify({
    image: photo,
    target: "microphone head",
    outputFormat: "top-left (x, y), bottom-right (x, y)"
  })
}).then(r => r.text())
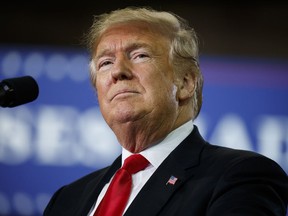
top-left (0, 76), bottom-right (39, 108)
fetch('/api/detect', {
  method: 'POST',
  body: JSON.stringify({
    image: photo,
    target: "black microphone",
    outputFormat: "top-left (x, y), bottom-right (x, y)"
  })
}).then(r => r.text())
top-left (0, 76), bottom-right (39, 108)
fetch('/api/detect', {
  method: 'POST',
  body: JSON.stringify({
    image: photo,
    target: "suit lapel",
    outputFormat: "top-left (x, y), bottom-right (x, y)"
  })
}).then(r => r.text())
top-left (124, 126), bottom-right (206, 216)
top-left (74, 155), bottom-right (122, 216)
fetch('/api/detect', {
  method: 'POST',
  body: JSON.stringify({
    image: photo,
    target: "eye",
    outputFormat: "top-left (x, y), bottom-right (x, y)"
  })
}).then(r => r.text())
top-left (100, 60), bottom-right (112, 67)
top-left (132, 52), bottom-right (150, 63)
top-left (135, 53), bottom-right (148, 58)
top-left (98, 59), bottom-right (113, 71)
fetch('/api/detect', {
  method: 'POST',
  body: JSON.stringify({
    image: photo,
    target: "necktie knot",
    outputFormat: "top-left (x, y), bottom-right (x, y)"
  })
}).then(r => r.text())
top-left (122, 154), bottom-right (149, 174)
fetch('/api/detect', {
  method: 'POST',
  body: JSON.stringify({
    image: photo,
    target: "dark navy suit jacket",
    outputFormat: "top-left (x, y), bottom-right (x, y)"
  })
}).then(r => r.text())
top-left (44, 126), bottom-right (288, 216)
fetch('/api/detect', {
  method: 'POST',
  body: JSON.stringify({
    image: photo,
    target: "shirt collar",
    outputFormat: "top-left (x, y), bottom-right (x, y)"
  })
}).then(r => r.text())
top-left (122, 120), bottom-right (194, 168)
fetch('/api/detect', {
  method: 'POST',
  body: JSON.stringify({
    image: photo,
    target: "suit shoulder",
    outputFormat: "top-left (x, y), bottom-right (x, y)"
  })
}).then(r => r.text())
top-left (204, 142), bottom-right (268, 160)
top-left (202, 143), bottom-right (287, 176)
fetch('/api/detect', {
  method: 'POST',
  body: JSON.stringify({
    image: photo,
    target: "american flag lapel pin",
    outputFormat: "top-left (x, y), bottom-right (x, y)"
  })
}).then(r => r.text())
top-left (166, 175), bottom-right (178, 185)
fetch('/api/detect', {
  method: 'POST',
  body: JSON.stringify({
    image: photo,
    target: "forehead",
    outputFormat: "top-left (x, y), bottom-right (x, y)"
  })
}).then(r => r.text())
top-left (95, 22), bottom-right (170, 55)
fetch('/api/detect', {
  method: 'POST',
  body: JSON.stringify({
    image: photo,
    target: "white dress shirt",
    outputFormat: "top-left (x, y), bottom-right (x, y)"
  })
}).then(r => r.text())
top-left (88, 121), bottom-right (194, 215)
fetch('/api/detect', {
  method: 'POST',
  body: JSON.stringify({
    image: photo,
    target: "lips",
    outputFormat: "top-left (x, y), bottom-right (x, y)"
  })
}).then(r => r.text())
top-left (111, 89), bottom-right (139, 101)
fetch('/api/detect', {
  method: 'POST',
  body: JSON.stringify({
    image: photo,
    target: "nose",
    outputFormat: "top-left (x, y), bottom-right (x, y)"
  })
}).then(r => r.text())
top-left (111, 56), bottom-right (133, 81)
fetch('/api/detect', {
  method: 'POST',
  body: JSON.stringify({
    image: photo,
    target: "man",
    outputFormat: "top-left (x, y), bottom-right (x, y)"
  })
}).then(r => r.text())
top-left (44, 7), bottom-right (288, 216)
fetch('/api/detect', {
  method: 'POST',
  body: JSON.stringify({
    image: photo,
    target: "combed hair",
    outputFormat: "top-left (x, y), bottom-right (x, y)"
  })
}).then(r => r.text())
top-left (85, 7), bottom-right (204, 119)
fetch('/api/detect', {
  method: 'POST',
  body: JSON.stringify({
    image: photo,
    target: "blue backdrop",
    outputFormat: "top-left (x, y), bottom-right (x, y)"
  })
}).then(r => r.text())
top-left (0, 45), bottom-right (287, 215)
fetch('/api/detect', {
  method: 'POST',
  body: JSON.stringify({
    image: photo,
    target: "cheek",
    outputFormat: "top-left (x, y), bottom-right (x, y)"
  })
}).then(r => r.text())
top-left (95, 79), bottom-right (109, 105)
top-left (96, 74), bottom-right (109, 91)
top-left (145, 75), bottom-right (177, 105)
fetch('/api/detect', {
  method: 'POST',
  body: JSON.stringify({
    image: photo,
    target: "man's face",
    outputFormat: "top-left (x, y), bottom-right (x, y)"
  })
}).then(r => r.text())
top-left (93, 23), bottom-right (180, 129)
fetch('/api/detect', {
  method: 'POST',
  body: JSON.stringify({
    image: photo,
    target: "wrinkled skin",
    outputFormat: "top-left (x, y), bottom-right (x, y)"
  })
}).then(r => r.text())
top-left (92, 22), bottom-right (195, 152)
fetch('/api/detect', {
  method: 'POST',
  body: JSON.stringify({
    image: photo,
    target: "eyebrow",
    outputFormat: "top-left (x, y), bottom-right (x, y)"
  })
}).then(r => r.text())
top-left (95, 42), bottom-right (152, 62)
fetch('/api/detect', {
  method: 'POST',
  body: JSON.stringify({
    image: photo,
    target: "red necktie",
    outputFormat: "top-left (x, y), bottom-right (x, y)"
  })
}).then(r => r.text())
top-left (94, 154), bottom-right (149, 216)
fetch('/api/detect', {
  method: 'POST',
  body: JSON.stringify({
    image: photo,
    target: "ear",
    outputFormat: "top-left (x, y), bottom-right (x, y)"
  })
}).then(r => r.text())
top-left (177, 71), bottom-right (195, 102)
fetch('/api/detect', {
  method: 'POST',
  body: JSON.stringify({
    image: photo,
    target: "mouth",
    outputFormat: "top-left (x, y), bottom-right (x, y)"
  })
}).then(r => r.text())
top-left (111, 90), bottom-right (139, 101)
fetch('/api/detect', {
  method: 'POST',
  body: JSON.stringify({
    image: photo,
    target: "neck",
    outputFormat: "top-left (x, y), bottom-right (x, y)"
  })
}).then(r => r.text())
top-left (112, 115), bottom-right (192, 153)
top-left (112, 122), bottom-right (165, 153)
